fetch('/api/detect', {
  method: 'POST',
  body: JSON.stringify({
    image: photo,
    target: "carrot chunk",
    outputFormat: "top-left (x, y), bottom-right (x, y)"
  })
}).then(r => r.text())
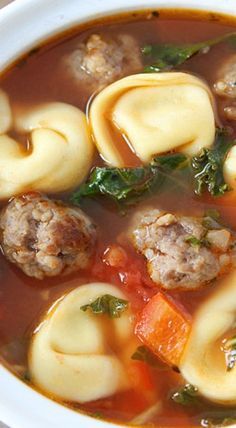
top-left (135, 293), bottom-right (191, 367)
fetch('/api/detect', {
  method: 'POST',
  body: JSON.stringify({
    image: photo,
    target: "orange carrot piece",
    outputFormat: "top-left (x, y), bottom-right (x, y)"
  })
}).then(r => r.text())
top-left (135, 293), bottom-right (191, 367)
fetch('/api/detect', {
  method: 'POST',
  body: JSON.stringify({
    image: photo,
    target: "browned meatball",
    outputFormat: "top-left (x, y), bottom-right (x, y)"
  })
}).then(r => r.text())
top-left (132, 209), bottom-right (233, 290)
top-left (0, 193), bottom-right (97, 279)
top-left (214, 54), bottom-right (236, 120)
top-left (214, 54), bottom-right (236, 99)
top-left (63, 33), bottom-right (142, 91)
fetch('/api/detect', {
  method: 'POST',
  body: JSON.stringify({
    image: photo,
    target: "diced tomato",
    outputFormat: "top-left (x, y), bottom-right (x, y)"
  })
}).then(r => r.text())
top-left (127, 360), bottom-right (154, 392)
top-left (91, 243), bottom-right (156, 309)
top-left (126, 359), bottom-right (159, 409)
top-left (135, 293), bottom-right (191, 367)
top-left (103, 245), bottom-right (128, 268)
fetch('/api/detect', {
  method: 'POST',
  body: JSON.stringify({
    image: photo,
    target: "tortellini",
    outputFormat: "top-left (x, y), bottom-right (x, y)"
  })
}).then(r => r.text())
top-left (89, 72), bottom-right (215, 166)
top-left (0, 89), bottom-right (12, 133)
top-left (180, 270), bottom-right (236, 405)
top-left (0, 92), bottom-right (94, 199)
top-left (29, 282), bottom-right (133, 403)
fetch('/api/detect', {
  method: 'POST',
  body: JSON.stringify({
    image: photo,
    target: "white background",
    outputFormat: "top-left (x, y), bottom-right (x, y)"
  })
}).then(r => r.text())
top-left (0, 1), bottom-right (13, 426)
top-left (0, 3), bottom-right (12, 426)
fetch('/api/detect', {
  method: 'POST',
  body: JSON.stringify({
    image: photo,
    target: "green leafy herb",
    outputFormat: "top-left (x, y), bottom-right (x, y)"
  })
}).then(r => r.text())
top-left (72, 130), bottom-right (235, 210)
top-left (171, 384), bottom-right (199, 406)
top-left (185, 235), bottom-right (202, 248)
top-left (90, 412), bottom-right (103, 419)
top-left (154, 153), bottom-right (188, 170)
top-left (131, 345), bottom-right (167, 369)
top-left (192, 129), bottom-right (235, 197)
top-left (143, 32), bottom-right (236, 72)
top-left (202, 418), bottom-right (236, 427)
top-left (201, 413), bottom-right (236, 427)
top-left (173, 389), bottom-right (236, 425)
top-left (72, 153), bottom-right (188, 207)
top-left (224, 335), bottom-right (236, 371)
top-left (22, 370), bottom-right (31, 383)
top-left (185, 235), bottom-right (210, 248)
top-left (80, 294), bottom-right (128, 318)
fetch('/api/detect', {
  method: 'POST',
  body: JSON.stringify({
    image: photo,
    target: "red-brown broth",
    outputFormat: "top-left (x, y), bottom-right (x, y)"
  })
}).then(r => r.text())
top-left (1, 9), bottom-right (236, 427)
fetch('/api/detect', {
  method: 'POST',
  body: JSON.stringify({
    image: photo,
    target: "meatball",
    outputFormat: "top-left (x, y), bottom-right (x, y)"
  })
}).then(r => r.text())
top-left (132, 209), bottom-right (232, 290)
top-left (0, 193), bottom-right (97, 279)
top-left (214, 54), bottom-right (236, 120)
top-left (64, 33), bottom-right (142, 91)
top-left (214, 54), bottom-right (236, 99)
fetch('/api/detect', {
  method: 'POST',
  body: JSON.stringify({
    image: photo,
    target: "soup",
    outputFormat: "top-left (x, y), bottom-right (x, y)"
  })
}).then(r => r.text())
top-left (1, 8), bottom-right (236, 428)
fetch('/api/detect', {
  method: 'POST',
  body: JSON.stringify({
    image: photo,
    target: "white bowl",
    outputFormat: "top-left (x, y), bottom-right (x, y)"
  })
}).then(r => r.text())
top-left (0, 0), bottom-right (236, 427)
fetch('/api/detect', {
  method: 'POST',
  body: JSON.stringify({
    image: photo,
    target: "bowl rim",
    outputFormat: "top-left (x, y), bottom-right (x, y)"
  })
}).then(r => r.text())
top-left (0, 0), bottom-right (236, 71)
top-left (0, 0), bottom-right (236, 427)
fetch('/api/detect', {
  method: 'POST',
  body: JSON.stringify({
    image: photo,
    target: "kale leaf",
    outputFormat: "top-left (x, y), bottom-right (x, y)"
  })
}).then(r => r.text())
top-left (22, 370), bottom-right (31, 383)
top-left (72, 165), bottom-right (160, 204)
top-left (143, 32), bottom-right (236, 72)
top-left (71, 153), bottom-right (188, 207)
top-left (171, 384), bottom-right (199, 406)
top-left (185, 235), bottom-right (210, 249)
top-left (80, 294), bottom-right (128, 318)
top-left (131, 345), bottom-right (167, 369)
top-left (72, 130), bottom-right (235, 209)
top-left (90, 412), bottom-right (103, 419)
top-left (185, 235), bottom-right (202, 247)
top-left (185, 235), bottom-right (211, 250)
top-left (201, 412), bottom-right (236, 428)
top-left (173, 385), bottom-right (236, 427)
top-left (192, 129), bottom-right (235, 197)
top-left (204, 418), bottom-right (236, 428)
